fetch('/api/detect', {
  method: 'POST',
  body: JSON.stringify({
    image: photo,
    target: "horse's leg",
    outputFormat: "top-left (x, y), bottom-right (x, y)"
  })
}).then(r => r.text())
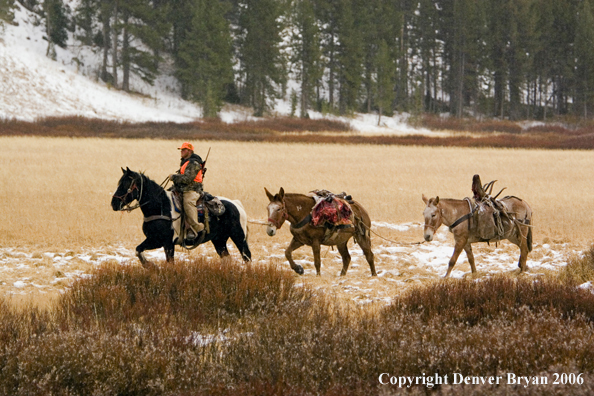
top-left (229, 230), bottom-right (252, 262)
top-left (164, 244), bottom-right (175, 263)
top-left (211, 237), bottom-right (230, 258)
top-left (444, 237), bottom-right (467, 278)
top-left (337, 242), bottom-right (351, 276)
top-left (354, 231), bottom-right (377, 276)
top-left (136, 238), bottom-right (162, 270)
top-left (285, 238), bottom-right (305, 275)
top-left (312, 239), bottom-right (322, 276)
top-left (464, 243), bottom-right (477, 273)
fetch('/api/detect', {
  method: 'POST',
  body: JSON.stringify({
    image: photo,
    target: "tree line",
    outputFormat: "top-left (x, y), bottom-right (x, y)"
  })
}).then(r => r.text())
top-left (2, 0), bottom-right (594, 120)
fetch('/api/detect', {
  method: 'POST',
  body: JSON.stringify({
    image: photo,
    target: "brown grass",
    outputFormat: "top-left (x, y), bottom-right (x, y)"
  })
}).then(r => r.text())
top-left (1, 257), bottom-right (594, 395)
top-left (1, 116), bottom-right (594, 149)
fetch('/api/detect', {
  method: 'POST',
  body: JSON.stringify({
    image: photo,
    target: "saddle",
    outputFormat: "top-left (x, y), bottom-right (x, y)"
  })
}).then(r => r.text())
top-left (172, 191), bottom-right (226, 242)
top-left (172, 191), bottom-right (225, 218)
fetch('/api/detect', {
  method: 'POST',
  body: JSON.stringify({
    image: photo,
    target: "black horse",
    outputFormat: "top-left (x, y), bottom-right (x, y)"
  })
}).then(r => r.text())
top-left (111, 168), bottom-right (251, 267)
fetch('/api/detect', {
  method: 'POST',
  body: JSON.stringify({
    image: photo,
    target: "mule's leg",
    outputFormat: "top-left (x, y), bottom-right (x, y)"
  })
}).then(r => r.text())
top-left (285, 238), bottom-right (305, 275)
top-left (355, 232), bottom-right (377, 276)
top-left (312, 239), bottom-right (322, 276)
top-left (464, 243), bottom-right (477, 273)
top-left (337, 242), bottom-right (351, 276)
top-left (444, 237), bottom-right (468, 278)
top-left (517, 225), bottom-right (530, 272)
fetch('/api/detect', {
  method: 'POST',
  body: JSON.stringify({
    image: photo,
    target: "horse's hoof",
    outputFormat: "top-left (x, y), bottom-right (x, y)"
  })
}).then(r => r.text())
top-left (293, 265), bottom-right (304, 275)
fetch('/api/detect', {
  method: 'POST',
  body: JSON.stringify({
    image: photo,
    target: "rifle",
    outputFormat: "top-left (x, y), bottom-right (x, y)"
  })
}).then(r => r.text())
top-left (201, 147), bottom-right (211, 179)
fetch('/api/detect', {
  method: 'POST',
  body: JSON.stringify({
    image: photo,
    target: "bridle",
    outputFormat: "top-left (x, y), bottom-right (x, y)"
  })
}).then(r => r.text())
top-left (113, 175), bottom-right (144, 212)
top-left (268, 199), bottom-right (289, 229)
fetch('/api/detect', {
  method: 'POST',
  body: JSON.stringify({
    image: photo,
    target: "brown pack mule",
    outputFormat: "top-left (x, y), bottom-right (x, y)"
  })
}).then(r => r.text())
top-left (422, 194), bottom-right (533, 277)
top-left (265, 187), bottom-right (377, 277)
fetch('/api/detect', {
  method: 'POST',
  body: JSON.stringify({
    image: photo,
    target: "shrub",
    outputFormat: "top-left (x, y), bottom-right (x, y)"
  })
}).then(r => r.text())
top-left (559, 245), bottom-right (594, 286)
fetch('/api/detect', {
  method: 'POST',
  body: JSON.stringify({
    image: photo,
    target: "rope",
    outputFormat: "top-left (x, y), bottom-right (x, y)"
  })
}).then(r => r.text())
top-left (360, 222), bottom-right (425, 246)
top-left (248, 219), bottom-right (270, 226)
top-left (249, 218), bottom-right (424, 246)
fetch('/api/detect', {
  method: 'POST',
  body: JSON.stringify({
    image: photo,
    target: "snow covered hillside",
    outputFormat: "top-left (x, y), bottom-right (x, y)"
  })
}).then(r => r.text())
top-left (0, 2), bottom-right (431, 135)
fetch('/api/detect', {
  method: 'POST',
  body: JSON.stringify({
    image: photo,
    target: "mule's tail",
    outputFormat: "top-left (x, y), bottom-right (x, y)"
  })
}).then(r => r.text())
top-left (527, 221), bottom-right (533, 252)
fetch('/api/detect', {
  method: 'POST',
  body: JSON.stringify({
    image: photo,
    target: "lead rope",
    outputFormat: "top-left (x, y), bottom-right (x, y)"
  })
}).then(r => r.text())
top-left (357, 221), bottom-right (425, 246)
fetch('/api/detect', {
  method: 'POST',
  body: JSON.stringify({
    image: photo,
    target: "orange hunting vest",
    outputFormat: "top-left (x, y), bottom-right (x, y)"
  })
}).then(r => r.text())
top-left (180, 161), bottom-right (203, 183)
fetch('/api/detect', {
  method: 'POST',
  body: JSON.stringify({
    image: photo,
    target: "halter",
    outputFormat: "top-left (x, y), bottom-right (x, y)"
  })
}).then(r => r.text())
top-left (268, 199), bottom-right (289, 229)
top-left (113, 175), bottom-right (144, 212)
top-left (424, 205), bottom-right (442, 232)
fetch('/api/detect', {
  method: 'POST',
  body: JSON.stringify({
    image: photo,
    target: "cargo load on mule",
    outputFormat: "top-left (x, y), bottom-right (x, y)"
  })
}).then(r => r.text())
top-left (308, 189), bottom-right (354, 228)
top-left (471, 174), bottom-right (518, 243)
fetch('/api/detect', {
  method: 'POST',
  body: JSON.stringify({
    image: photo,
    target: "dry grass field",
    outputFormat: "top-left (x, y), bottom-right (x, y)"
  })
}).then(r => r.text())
top-left (2, 135), bottom-right (594, 395)
top-left (0, 136), bottom-right (593, 306)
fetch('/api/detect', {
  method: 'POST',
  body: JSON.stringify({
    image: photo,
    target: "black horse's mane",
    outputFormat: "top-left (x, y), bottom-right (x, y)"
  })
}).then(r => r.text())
top-left (120, 169), bottom-right (165, 197)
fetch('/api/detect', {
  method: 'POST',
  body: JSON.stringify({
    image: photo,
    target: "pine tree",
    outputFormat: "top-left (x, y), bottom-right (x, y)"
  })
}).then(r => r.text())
top-left (575, 0), bottom-right (594, 117)
top-left (415, 0), bottom-right (441, 112)
top-left (335, 0), bottom-right (364, 115)
top-left (439, 0), bottom-right (486, 117)
top-left (316, 0), bottom-right (341, 111)
top-left (0, 0), bottom-right (15, 24)
top-left (44, 0), bottom-right (70, 58)
top-left (118, 0), bottom-right (170, 90)
top-left (376, 39), bottom-right (395, 124)
top-left (235, 0), bottom-right (287, 116)
top-left (176, 0), bottom-right (234, 117)
top-left (290, 0), bottom-right (322, 118)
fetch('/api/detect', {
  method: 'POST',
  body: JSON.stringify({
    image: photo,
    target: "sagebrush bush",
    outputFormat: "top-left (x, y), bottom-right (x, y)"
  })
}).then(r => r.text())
top-left (559, 245), bottom-right (594, 286)
top-left (386, 275), bottom-right (594, 324)
top-left (2, 259), bottom-right (594, 395)
top-left (57, 258), bottom-right (313, 331)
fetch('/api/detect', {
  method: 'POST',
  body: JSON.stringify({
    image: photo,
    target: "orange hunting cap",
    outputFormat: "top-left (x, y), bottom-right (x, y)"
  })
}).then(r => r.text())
top-left (178, 142), bottom-right (194, 151)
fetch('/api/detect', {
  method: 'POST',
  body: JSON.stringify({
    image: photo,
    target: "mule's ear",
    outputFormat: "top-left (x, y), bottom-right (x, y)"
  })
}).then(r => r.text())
top-left (422, 194), bottom-right (428, 204)
top-left (434, 196), bottom-right (440, 205)
top-left (126, 166), bottom-right (131, 173)
top-left (278, 187), bottom-right (285, 200)
top-left (121, 167), bottom-right (126, 174)
top-left (265, 187), bottom-right (274, 202)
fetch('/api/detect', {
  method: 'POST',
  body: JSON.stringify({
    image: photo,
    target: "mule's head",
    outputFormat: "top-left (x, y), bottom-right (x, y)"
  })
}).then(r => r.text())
top-left (265, 187), bottom-right (287, 236)
top-left (111, 167), bottom-right (140, 211)
top-left (422, 194), bottom-right (442, 242)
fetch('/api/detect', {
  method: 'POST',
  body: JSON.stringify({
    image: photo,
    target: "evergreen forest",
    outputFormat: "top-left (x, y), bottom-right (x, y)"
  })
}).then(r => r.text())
top-left (3, 0), bottom-right (594, 121)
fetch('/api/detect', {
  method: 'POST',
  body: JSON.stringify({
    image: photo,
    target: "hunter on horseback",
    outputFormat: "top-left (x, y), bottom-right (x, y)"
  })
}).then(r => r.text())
top-left (169, 142), bottom-right (205, 241)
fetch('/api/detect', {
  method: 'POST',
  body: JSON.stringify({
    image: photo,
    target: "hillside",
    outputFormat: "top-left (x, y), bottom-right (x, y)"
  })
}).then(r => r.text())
top-left (0, 2), bottom-right (428, 136)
